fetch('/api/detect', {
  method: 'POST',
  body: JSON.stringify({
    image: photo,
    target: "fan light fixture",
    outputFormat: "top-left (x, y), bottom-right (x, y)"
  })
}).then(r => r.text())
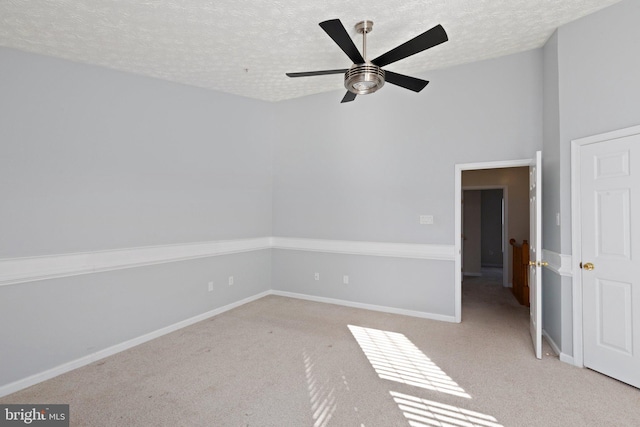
top-left (345, 63), bottom-right (385, 94)
top-left (344, 21), bottom-right (385, 95)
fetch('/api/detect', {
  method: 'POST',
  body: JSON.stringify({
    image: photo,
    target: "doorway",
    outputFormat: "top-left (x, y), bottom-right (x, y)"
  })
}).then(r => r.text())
top-left (454, 159), bottom-right (532, 323)
top-left (462, 187), bottom-right (507, 287)
top-left (571, 125), bottom-right (640, 388)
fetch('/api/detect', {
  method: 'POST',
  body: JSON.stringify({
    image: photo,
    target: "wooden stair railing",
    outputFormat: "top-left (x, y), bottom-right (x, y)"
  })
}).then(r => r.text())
top-left (509, 238), bottom-right (530, 307)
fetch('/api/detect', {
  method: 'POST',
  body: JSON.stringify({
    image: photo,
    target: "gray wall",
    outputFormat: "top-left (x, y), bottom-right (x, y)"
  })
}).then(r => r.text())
top-left (272, 50), bottom-right (543, 315)
top-left (0, 47), bottom-right (274, 388)
top-left (558, 0), bottom-right (640, 253)
top-left (541, 31), bottom-right (563, 352)
top-left (0, 251), bottom-right (271, 386)
top-left (272, 250), bottom-right (454, 316)
top-left (0, 48), bottom-right (274, 258)
top-left (273, 49), bottom-right (543, 244)
top-left (541, 0), bottom-right (640, 357)
top-left (542, 31), bottom-right (562, 254)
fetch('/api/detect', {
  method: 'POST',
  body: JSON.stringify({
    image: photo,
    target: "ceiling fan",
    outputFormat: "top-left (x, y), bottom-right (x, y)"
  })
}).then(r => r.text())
top-left (286, 19), bottom-right (448, 103)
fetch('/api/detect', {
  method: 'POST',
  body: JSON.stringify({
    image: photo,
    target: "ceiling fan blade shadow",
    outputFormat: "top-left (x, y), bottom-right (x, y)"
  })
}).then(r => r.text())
top-left (384, 71), bottom-right (429, 92)
top-left (286, 69), bottom-right (348, 78)
top-left (319, 19), bottom-right (365, 64)
top-left (372, 24), bottom-right (448, 68)
top-left (341, 91), bottom-right (357, 103)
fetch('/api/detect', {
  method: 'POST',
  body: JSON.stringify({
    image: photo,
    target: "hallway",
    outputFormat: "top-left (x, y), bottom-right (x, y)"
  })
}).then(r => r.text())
top-left (462, 267), bottom-right (550, 355)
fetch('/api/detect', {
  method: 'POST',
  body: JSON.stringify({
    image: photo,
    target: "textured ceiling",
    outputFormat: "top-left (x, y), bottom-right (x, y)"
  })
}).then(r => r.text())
top-left (0, 0), bottom-right (621, 102)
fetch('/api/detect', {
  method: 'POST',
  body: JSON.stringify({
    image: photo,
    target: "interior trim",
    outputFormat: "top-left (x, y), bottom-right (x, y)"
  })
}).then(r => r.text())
top-left (0, 238), bottom-right (272, 286)
top-left (271, 290), bottom-right (456, 323)
top-left (570, 124), bottom-right (640, 369)
top-left (542, 329), bottom-right (574, 365)
top-left (0, 237), bottom-right (455, 286)
top-left (271, 237), bottom-right (456, 260)
top-left (454, 157), bottom-right (534, 323)
top-left (542, 249), bottom-right (573, 277)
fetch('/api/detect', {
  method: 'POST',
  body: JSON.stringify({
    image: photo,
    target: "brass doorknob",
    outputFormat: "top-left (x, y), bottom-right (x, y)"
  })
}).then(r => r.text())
top-left (528, 261), bottom-right (548, 267)
top-left (583, 262), bottom-right (595, 271)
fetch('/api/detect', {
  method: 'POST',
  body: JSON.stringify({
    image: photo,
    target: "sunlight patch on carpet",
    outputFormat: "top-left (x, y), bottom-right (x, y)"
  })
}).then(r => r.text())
top-left (348, 325), bottom-right (471, 398)
top-left (390, 391), bottom-right (504, 427)
top-left (303, 349), bottom-right (337, 427)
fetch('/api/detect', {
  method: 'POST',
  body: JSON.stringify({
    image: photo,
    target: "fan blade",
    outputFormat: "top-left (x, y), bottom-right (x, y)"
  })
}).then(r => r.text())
top-left (341, 91), bottom-right (357, 103)
top-left (371, 24), bottom-right (448, 68)
top-left (384, 71), bottom-right (429, 92)
top-left (319, 19), bottom-right (365, 64)
top-left (286, 69), bottom-right (348, 78)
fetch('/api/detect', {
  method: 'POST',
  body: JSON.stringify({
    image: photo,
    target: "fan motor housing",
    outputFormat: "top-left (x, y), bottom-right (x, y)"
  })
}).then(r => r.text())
top-left (344, 63), bottom-right (385, 95)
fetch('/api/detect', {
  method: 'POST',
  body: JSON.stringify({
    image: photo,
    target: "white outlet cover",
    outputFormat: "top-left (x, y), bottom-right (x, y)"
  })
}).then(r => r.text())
top-left (228, 276), bottom-right (234, 286)
top-left (314, 273), bottom-right (319, 281)
top-left (343, 275), bottom-right (349, 284)
top-left (420, 215), bottom-right (434, 225)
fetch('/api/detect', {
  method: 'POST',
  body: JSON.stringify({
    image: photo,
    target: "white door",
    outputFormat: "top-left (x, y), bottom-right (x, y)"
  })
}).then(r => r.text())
top-left (581, 133), bottom-right (640, 388)
top-left (529, 151), bottom-right (543, 359)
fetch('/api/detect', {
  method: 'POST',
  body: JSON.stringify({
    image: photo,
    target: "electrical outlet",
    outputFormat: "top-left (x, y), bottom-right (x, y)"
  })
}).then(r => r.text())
top-left (228, 276), bottom-right (234, 286)
top-left (208, 282), bottom-right (214, 292)
top-left (314, 272), bottom-right (320, 281)
top-left (343, 275), bottom-right (349, 285)
top-left (419, 215), bottom-right (434, 225)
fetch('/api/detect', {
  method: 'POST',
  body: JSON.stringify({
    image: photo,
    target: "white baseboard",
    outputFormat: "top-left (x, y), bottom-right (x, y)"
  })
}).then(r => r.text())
top-left (559, 353), bottom-right (576, 366)
top-left (542, 329), bottom-right (561, 356)
top-left (0, 291), bottom-right (271, 398)
top-left (271, 290), bottom-right (457, 323)
top-left (542, 329), bottom-right (575, 365)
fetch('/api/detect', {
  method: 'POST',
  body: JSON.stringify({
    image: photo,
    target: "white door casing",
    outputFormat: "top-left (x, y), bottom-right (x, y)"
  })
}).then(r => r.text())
top-left (579, 132), bottom-right (639, 388)
top-left (529, 151), bottom-right (543, 360)
top-left (455, 159), bottom-right (533, 323)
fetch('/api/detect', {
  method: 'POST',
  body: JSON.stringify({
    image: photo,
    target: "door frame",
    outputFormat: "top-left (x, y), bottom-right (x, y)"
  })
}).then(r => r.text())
top-left (455, 158), bottom-right (533, 323)
top-left (570, 123), bottom-right (640, 368)
top-left (462, 185), bottom-right (509, 288)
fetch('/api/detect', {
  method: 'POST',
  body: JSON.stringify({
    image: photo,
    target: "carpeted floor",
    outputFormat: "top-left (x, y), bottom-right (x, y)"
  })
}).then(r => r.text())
top-left (2, 272), bottom-right (639, 426)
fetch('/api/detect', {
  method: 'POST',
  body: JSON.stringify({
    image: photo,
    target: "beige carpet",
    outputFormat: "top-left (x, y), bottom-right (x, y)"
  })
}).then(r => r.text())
top-left (2, 274), bottom-right (639, 426)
